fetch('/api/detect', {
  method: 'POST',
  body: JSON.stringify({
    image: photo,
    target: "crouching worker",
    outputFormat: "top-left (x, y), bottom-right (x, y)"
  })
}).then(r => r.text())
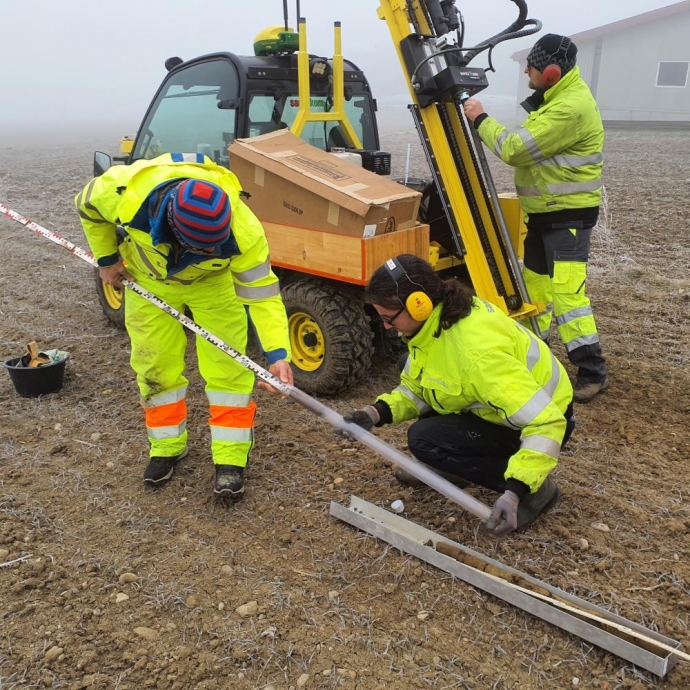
top-left (344, 255), bottom-right (575, 535)
top-left (75, 152), bottom-right (292, 498)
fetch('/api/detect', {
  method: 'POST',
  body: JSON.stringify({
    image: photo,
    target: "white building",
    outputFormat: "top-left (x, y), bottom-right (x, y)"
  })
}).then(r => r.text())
top-left (512, 1), bottom-right (690, 125)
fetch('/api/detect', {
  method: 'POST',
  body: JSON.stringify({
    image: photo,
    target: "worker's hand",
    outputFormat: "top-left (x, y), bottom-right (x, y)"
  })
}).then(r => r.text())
top-left (258, 359), bottom-right (293, 396)
top-left (462, 98), bottom-right (486, 123)
top-left (484, 490), bottom-right (520, 536)
top-left (99, 261), bottom-right (132, 289)
top-left (338, 405), bottom-right (380, 440)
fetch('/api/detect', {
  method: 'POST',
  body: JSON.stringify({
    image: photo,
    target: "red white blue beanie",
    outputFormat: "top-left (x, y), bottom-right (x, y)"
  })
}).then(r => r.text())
top-left (168, 179), bottom-right (232, 248)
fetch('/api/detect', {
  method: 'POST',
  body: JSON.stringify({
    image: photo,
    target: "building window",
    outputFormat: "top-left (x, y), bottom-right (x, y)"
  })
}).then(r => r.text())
top-left (656, 61), bottom-right (689, 88)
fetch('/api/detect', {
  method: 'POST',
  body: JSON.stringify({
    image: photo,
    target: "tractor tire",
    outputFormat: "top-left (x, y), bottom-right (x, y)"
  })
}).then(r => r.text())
top-left (94, 268), bottom-right (125, 329)
top-left (282, 281), bottom-right (374, 396)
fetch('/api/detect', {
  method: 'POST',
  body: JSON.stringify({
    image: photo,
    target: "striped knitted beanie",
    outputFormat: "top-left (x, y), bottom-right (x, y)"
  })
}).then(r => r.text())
top-left (526, 34), bottom-right (577, 76)
top-left (168, 179), bottom-right (232, 248)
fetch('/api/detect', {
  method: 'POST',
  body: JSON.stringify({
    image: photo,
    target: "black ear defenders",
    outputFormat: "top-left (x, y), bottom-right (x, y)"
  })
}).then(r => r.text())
top-left (384, 257), bottom-right (434, 321)
top-left (541, 36), bottom-right (572, 88)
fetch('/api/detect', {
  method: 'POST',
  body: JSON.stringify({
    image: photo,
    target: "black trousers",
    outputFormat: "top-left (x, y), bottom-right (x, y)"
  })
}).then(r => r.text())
top-left (407, 407), bottom-right (574, 493)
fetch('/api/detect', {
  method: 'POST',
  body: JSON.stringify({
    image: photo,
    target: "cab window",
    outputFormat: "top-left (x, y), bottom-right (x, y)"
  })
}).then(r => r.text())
top-left (247, 93), bottom-right (377, 150)
top-left (132, 59), bottom-right (239, 167)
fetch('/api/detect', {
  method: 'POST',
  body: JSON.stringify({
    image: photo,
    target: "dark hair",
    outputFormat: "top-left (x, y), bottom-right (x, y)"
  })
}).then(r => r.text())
top-left (368, 254), bottom-right (474, 334)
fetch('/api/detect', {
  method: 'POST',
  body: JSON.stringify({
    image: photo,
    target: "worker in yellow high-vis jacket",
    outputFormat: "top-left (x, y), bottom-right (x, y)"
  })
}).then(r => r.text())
top-left (75, 153), bottom-right (292, 497)
top-left (342, 255), bottom-right (575, 536)
top-left (464, 33), bottom-right (608, 403)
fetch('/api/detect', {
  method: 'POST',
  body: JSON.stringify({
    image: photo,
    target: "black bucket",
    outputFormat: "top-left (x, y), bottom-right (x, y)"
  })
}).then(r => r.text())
top-left (3, 354), bottom-right (69, 397)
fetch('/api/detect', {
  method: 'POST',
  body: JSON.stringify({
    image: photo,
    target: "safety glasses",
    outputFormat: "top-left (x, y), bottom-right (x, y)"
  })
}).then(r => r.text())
top-left (380, 306), bottom-right (406, 325)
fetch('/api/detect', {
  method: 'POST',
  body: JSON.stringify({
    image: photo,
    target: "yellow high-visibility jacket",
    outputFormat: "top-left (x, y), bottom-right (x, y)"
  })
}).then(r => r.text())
top-left (376, 299), bottom-right (573, 492)
top-left (477, 67), bottom-right (604, 216)
top-left (75, 153), bottom-right (290, 364)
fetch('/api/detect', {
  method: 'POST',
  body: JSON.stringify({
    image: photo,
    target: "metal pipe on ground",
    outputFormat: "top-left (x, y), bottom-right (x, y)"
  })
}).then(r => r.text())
top-left (0, 202), bottom-right (492, 522)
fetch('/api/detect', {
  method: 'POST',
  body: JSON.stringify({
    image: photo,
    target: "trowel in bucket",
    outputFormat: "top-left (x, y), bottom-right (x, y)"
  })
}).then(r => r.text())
top-left (23, 341), bottom-right (51, 368)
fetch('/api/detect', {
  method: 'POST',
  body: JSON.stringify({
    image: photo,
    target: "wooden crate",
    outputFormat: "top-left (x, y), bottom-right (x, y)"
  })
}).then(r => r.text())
top-left (263, 222), bottom-right (430, 285)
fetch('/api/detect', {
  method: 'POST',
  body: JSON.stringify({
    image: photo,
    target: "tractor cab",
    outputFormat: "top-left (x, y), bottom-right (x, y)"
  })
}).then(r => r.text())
top-left (124, 23), bottom-right (382, 171)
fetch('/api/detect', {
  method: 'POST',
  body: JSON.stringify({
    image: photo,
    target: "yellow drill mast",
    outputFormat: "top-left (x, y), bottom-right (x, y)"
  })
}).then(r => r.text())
top-left (377, 0), bottom-right (540, 321)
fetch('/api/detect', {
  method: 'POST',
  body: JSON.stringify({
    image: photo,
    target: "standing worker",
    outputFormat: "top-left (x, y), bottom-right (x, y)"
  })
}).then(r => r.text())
top-left (463, 33), bottom-right (609, 403)
top-left (75, 152), bottom-right (292, 498)
top-left (343, 255), bottom-right (575, 536)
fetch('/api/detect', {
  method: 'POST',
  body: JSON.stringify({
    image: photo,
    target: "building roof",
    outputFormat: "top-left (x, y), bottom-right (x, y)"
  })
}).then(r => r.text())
top-left (511, 0), bottom-right (690, 60)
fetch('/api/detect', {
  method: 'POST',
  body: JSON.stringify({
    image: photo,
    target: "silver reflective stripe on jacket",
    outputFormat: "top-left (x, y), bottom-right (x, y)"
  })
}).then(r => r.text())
top-left (537, 153), bottom-right (603, 167)
top-left (76, 179), bottom-right (110, 223)
top-left (232, 258), bottom-right (272, 284)
top-left (235, 283), bottom-right (281, 300)
top-left (495, 128), bottom-right (543, 162)
top-left (394, 384), bottom-right (432, 416)
top-left (507, 388), bottom-right (553, 428)
top-left (516, 179), bottom-right (603, 197)
top-left (520, 434), bottom-right (561, 458)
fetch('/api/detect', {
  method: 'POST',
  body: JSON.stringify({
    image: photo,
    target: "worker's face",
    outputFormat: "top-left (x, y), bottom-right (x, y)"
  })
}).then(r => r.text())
top-left (525, 64), bottom-right (544, 90)
top-left (374, 304), bottom-right (424, 338)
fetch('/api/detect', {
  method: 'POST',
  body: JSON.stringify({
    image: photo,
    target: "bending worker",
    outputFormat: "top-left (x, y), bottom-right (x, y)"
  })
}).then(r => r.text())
top-left (75, 152), bottom-right (292, 498)
top-left (463, 33), bottom-right (608, 403)
top-left (344, 255), bottom-right (574, 536)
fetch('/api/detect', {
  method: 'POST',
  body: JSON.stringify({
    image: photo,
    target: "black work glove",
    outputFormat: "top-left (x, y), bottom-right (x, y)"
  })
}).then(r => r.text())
top-left (484, 490), bottom-right (520, 536)
top-left (338, 405), bottom-right (380, 440)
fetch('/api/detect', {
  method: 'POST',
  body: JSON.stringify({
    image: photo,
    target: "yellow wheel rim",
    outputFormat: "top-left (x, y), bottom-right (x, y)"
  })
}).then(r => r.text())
top-left (103, 282), bottom-right (123, 311)
top-left (289, 311), bottom-right (325, 372)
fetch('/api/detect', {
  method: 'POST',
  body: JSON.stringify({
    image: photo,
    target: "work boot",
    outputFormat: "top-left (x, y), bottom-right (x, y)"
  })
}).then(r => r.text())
top-left (214, 465), bottom-right (245, 498)
top-left (395, 464), bottom-right (470, 489)
top-left (143, 449), bottom-right (188, 486)
top-left (573, 377), bottom-right (610, 404)
top-left (516, 477), bottom-right (560, 532)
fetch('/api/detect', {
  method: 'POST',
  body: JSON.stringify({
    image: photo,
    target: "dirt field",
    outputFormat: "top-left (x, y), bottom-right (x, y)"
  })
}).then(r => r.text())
top-left (1, 126), bottom-right (689, 690)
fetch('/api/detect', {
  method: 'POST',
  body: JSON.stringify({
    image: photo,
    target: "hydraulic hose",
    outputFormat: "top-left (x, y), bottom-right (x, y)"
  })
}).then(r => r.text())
top-left (0, 202), bottom-right (492, 522)
top-left (460, 0), bottom-right (541, 66)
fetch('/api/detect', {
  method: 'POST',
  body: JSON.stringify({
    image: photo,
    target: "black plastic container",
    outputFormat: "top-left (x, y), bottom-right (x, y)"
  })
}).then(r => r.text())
top-left (3, 355), bottom-right (69, 397)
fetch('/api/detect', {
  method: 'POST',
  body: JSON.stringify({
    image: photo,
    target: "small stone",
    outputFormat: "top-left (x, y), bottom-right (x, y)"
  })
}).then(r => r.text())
top-left (221, 565), bottom-right (234, 575)
top-left (235, 600), bottom-right (258, 617)
top-left (333, 477), bottom-right (344, 485)
top-left (115, 593), bottom-right (130, 603)
top-left (90, 432), bottom-right (102, 442)
top-left (322, 669), bottom-right (331, 676)
top-left (43, 646), bottom-right (63, 663)
top-left (337, 669), bottom-right (357, 680)
top-left (328, 590), bottom-right (339, 604)
top-left (579, 538), bottom-right (589, 550)
top-left (186, 595), bottom-right (200, 608)
top-left (673, 553), bottom-right (680, 561)
top-left (134, 627), bottom-right (159, 641)
top-left (591, 522), bottom-right (610, 532)
top-left (118, 573), bottom-right (138, 585)
top-left (106, 462), bottom-right (115, 469)
top-left (218, 602), bottom-right (224, 611)
top-left (297, 674), bottom-right (310, 687)
top-left (54, 423), bottom-right (62, 431)
top-left (0, 549), bottom-right (9, 559)
top-left (417, 611), bottom-right (430, 621)
top-left (572, 678), bottom-right (580, 686)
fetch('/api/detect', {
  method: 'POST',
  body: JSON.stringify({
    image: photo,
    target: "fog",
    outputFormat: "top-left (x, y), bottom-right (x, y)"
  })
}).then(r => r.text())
top-left (0, 0), bottom-right (678, 146)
